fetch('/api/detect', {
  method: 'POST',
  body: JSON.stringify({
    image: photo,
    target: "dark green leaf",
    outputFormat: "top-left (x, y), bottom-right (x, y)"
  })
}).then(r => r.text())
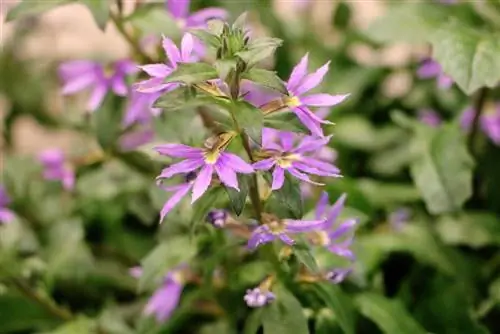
top-left (313, 283), bottom-right (356, 334)
top-left (224, 174), bottom-right (249, 216)
top-left (431, 20), bottom-right (500, 94)
top-left (332, 2), bottom-right (351, 30)
top-left (242, 68), bottom-right (287, 94)
top-left (45, 317), bottom-right (96, 334)
top-left (410, 123), bottom-right (474, 214)
top-left (126, 4), bottom-right (180, 37)
top-left (233, 101), bottom-right (264, 145)
top-left (165, 63), bottom-right (219, 85)
top-left (264, 111), bottom-right (309, 134)
top-left (138, 236), bottom-right (197, 291)
top-left (356, 293), bottom-right (427, 334)
top-left (81, 0), bottom-right (109, 30)
top-left (293, 240), bottom-right (319, 273)
top-left (266, 172), bottom-right (303, 219)
top-left (243, 309), bottom-right (263, 334)
top-left (262, 286), bottom-right (308, 334)
top-left (6, 0), bottom-right (73, 21)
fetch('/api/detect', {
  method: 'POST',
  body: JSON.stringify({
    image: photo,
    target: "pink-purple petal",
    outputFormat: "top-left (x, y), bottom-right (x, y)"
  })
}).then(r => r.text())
top-left (287, 167), bottom-right (324, 186)
top-left (86, 84), bottom-right (108, 111)
top-left (162, 36), bottom-right (182, 67)
top-left (180, 33), bottom-right (194, 61)
top-left (328, 218), bottom-right (357, 240)
top-left (287, 53), bottom-right (309, 93)
top-left (271, 167), bottom-right (285, 190)
top-left (215, 161), bottom-right (239, 191)
top-left (160, 184), bottom-right (192, 222)
top-left (158, 159), bottom-right (204, 178)
top-left (253, 158), bottom-right (275, 171)
top-left (285, 219), bottom-right (326, 233)
top-left (294, 61), bottom-right (330, 96)
top-left (316, 191), bottom-right (329, 218)
top-left (300, 93), bottom-right (349, 107)
top-left (221, 153), bottom-right (254, 173)
top-left (324, 194), bottom-right (347, 229)
top-left (191, 164), bottom-right (214, 203)
top-left (166, 0), bottom-right (190, 19)
top-left (293, 107), bottom-right (324, 137)
top-left (187, 8), bottom-right (228, 26)
top-left (140, 64), bottom-right (172, 78)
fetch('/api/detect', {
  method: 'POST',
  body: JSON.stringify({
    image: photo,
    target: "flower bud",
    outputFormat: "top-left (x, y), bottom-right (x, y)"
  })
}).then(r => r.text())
top-left (206, 210), bottom-right (228, 228)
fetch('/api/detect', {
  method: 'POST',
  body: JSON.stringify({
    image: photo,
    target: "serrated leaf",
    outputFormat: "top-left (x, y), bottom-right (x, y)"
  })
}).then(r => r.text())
top-left (224, 174), bottom-right (249, 216)
top-left (356, 293), bottom-right (427, 334)
top-left (313, 283), bottom-right (356, 334)
top-left (138, 236), bottom-right (197, 291)
top-left (242, 68), bottom-right (287, 94)
top-left (81, 0), bottom-right (109, 30)
top-left (410, 124), bottom-right (474, 214)
top-left (165, 63), bottom-right (219, 85)
top-left (6, 0), bottom-right (73, 21)
top-left (266, 173), bottom-right (303, 219)
top-left (366, 3), bottom-right (447, 43)
top-left (262, 286), bottom-right (308, 334)
top-left (431, 20), bottom-right (500, 94)
top-left (293, 240), bottom-right (319, 273)
top-left (233, 101), bottom-right (264, 145)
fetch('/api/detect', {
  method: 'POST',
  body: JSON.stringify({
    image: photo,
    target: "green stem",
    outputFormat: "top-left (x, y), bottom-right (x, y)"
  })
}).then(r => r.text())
top-left (10, 278), bottom-right (73, 321)
top-left (467, 87), bottom-right (488, 156)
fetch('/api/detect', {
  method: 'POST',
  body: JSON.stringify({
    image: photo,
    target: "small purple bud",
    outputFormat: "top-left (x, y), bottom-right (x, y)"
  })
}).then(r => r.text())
top-left (325, 268), bottom-right (352, 284)
top-left (244, 288), bottom-right (275, 308)
top-left (206, 209), bottom-right (228, 228)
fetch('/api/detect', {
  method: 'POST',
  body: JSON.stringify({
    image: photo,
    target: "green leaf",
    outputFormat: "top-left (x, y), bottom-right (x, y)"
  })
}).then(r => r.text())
top-left (436, 212), bottom-right (500, 248)
top-left (263, 112), bottom-right (309, 134)
top-left (214, 59), bottom-right (238, 81)
top-left (431, 20), bottom-right (500, 94)
top-left (410, 123), bottom-right (474, 214)
top-left (44, 317), bottom-right (96, 334)
top-left (233, 100), bottom-right (264, 145)
top-left (191, 186), bottom-right (227, 225)
top-left (266, 172), bottom-right (303, 219)
top-left (356, 179), bottom-right (421, 208)
top-left (244, 308), bottom-right (263, 334)
top-left (236, 37), bottom-right (282, 67)
top-left (366, 3), bottom-right (447, 43)
top-left (6, 0), bottom-right (73, 21)
top-left (224, 174), bottom-right (249, 216)
top-left (190, 29), bottom-right (221, 49)
top-left (262, 286), bottom-right (308, 334)
top-left (312, 283), bottom-right (356, 334)
top-left (332, 2), bottom-right (352, 30)
top-left (126, 4), bottom-right (180, 37)
top-left (242, 68), bottom-right (287, 94)
top-left (165, 63), bottom-right (219, 85)
top-left (92, 95), bottom-right (124, 150)
top-left (81, 0), bottom-right (109, 30)
top-left (293, 240), bottom-right (320, 273)
top-left (138, 236), bottom-right (197, 291)
top-left (356, 293), bottom-right (427, 334)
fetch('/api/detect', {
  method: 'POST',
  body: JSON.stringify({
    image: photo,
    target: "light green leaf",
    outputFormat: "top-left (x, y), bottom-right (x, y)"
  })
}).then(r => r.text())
top-left (262, 286), bottom-right (308, 334)
top-left (436, 212), bottom-right (500, 248)
top-left (242, 68), bottom-right (287, 94)
top-left (232, 101), bottom-right (264, 145)
top-left (431, 20), bottom-right (500, 94)
top-left (81, 0), bottom-right (109, 30)
top-left (312, 283), bottom-right (356, 334)
top-left (190, 29), bottom-right (221, 49)
top-left (44, 317), bottom-right (96, 334)
top-left (126, 4), bottom-right (180, 37)
top-left (357, 179), bottom-right (421, 208)
top-left (236, 37), bottom-right (282, 67)
top-left (165, 63), bottom-right (219, 85)
top-left (366, 3), bottom-right (447, 43)
top-left (356, 293), bottom-right (427, 334)
top-left (224, 174), bottom-right (249, 216)
top-left (138, 236), bottom-right (197, 291)
top-left (410, 123), bottom-right (474, 214)
top-left (6, 0), bottom-right (73, 21)
top-left (215, 59), bottom-right (238, 81)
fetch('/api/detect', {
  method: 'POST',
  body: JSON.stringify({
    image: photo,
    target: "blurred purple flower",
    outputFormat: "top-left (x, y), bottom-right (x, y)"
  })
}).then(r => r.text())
top-left (253, 129), bottom-right (341, 190)
top-left (206, 209), bottom-right (228, 228)
top-left (247, 214), bottom-right (326, 249)
top-left (123, 90), bottom-right (162, 127)
top-left (0, 186), bottom-right (15, 224)
top-left (311, 192), bottom-right (357, 260)
top-left (135, 33), bottom-right (198, 93)
top-left (325, 267), bottom-right (352, 284)
top-left (284, 53), bottom-right (349, 136)
top-left (166, 0), bottom-right (228, 30)
top-left (461, 106), bottom-right (500, 145)
top-left (59, 59), bottom-right (137, 112)
top-left (119, 128), bottom-right (155, 152)
top-left (417, 58), bottom-right (453, 89)
top-left (155, 143), bottom-right (253, 219)
top-left (244, 287), bottom-right (275, 308)
top-left (38, 149), bottom-right (75, 191)
top-left (389, 207), bottom-right (411, 231)
top-left (144, 269), bottom-right (184, 323)
top-left (418, 109), bottom-right (442, 127)
top-left (241, 81), bottom-right (280, 107)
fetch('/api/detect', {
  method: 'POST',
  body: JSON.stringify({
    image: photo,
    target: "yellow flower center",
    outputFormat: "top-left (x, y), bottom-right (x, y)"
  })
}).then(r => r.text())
top-left (285, 95), bottom-right (302, 108)
top-left (275, 153), bottom-right (301, 168)
top-left (171, 271), bottom-right (184, 284)
top-left (203, 150), bottom-right (221, 164)
top-left (308, 231), bottom-right (330, 246)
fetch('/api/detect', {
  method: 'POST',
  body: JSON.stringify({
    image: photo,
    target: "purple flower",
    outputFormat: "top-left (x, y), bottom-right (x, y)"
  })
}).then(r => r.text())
top-left (310, 192), bottom-right (357, 260)
top-left (244, 287), bottom-right (275, 308)
top-left (0, 186), bottom-right (15, 224)
top-left (247, 213), bottom-right (326, 249)
top-left (123, 90), bottom-right (162, 127)
top-left (325, 267), bottom-right (352, 284)
top-left (206, 209), bottom-right (228, 228)
top-left (59, 59), bottom-right (137, 112)
top-left (461, 106), bottom-right (500, 145)
top-left (253, 129), bottom-right (341, 190)
top-left (417, 58), bottom-right (453, 89)
top-left (389, 207), bottom-right (411, 231)
top-left (166, 0), bottom-right (228, 30)
top-left (418, 109), bottom-right (442, 127)
top-left (38, 149), bottom-right (75, 191)
top-left (135, 33), bottom-right (198, 93)
top-left (283, 53), bottom-right (349, 136)
top-left (155, 141), bottom-right (254, 220)
top-left (144, 270), bottom-right (184, 323)
top-left (119, 128), bottom-right (155, 152)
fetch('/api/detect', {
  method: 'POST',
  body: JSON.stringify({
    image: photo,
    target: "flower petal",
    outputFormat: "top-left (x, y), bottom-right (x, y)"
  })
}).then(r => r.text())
top-left (253, 158), bottom-right (275, 171)
top-left (293, 162), bottom-right (335, 177)
top-left (111, 76), bottom-right (128, 96)
top-left (298, 158), bottom-right (341, 175)
top-left (86, 84), bottom-right (108, 112)
top-left (61, 74), bottom-right (97, 95)
top-left (294, 135), bottom-right (332, 153)
top-left (287, 167), bottom-right (324, 186)
top-left (158, 158), bottom-right (204, 178)
top-left (215, 161), bottom-right (239, 191)
top-left (328, 218), bottom-right (357, 240)
top-left (154, 144), bottom-right (202, 158)
top-left (247, 226), bottom-right (275, 250)
top-left (162, 36), bottom-right (181, 67)
top-left (180, 33), bottom-right (194, 61)
top-left (294, 61), bottom-right (330, 96)
top-left (187, 8), bottom-right (228, 26)
top-left (221, 153), bottom-right (254, 173)
top-left (140, 64), bottom-right (172, 78)
top-left (293, 107), bottom-right (324, 137)
top-left (191, 164), bottom-right (214, 203)
top-left (271, 167), bottom-right (285, 190)
top-left (279, 131), bottom-right (295, 151)
top-left (144, 280), bottom-right (183, 322)
top-left (417, 59), bottom-right (440, 78)
top-left (166, 0), bottom-right (190, 19)
top-left (315, 191), bottom-right (329, 219)
top-left (285, 219), bottom-right (326, 233)
top-left (287, 53), bottom-right (309, 93)
top-left (278, 233), bottom-right (295, 245)
top-left (300, 93), bottom-right (349, 107)
top-left (119, 129), bottom-right (155, 151)
top-left (160, 184), bottom-right (192, 222)
top-left (325, 193), bottom-right (347, 229)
